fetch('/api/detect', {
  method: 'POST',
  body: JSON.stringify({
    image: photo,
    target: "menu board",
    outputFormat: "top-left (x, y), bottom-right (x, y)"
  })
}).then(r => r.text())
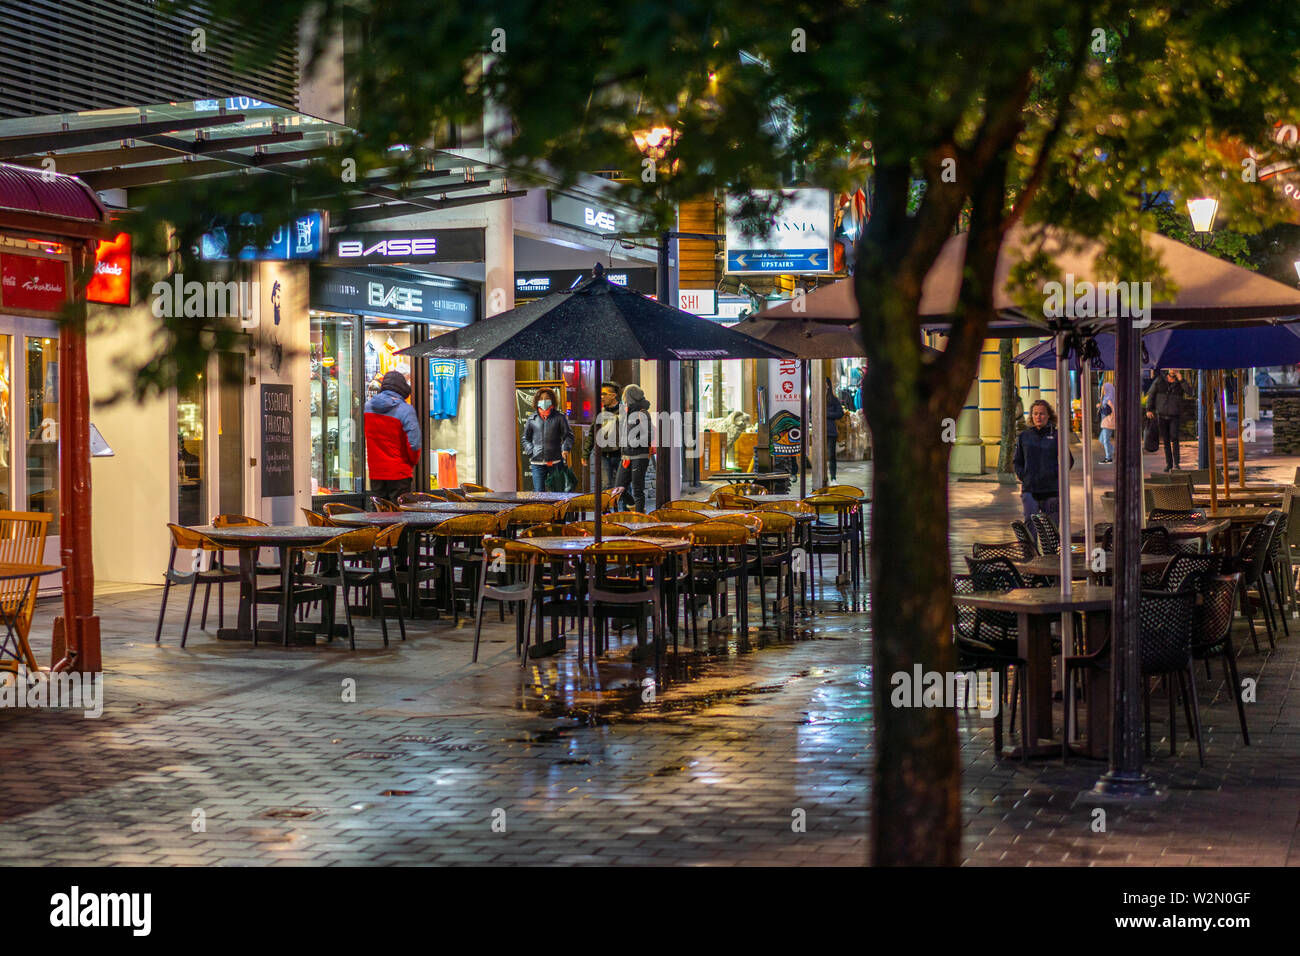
top-left (260, 385), bottom-right (294, 497)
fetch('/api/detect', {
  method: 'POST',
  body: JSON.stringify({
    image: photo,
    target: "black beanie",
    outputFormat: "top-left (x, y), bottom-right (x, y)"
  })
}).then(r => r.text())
top-left (381, 370), bottom-right (411, 398)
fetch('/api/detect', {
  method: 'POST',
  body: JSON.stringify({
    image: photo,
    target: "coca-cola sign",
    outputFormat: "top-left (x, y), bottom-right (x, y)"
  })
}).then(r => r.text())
top-left (0, 253), bottom-right (68, 313)
top-left (87, 232), bottom-right (132, 306)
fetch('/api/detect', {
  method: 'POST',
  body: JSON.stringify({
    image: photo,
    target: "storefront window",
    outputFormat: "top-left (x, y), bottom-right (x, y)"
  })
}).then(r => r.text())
top-left (699, 359), bottom-right (754, 471)
top-left (310, 314), bottom-right (362, 494)
top-left (25, 337), bottom-right (59, 530)
top-left (176, 369), bottom-right (205, 526)
top-left (0, 336), bottom-right (11, 511)
top-left (426, 324), bottom-right (473, 490)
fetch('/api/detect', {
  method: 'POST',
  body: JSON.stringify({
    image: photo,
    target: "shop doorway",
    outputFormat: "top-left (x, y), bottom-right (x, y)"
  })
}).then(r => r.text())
top-left (216, 351), bottom-right (245, 516)
top-left (0, 315), bottom-right (63, 564)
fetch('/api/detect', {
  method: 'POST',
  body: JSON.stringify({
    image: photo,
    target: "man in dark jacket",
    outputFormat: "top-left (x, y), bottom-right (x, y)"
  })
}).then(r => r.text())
top-left (614, 383), bottom-right (654, 512)
top-left (582, 381), bottom-right (622, 493)
top-left (1013, 399), bottom-right (1073, 545)
top-left (364, 370), bottom-right (421, 502)
top-left (1146, 368), bottom-right (1190, 471)
top-left (825, 379), bottom-right (845, 482)
top-left (521, 386), bottom-right (574, 491)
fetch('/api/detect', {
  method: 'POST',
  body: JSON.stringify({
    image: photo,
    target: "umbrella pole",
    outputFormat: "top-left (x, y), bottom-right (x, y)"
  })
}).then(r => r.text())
top-left (1207, 375), bottom-right (1219, 514)
top-left (799, 360), bottom-right (808, 500)
top-left (1081, 358), bottom-right (1095, 570)
top-left (1237, 369), bottom-right (1246, 489)
top-left (1218, 371), bottom-right (1232, 498)
top-left (1055, 334), bottom-right (1072, 601)
top-left (595, 359), bottom-right (603, 543)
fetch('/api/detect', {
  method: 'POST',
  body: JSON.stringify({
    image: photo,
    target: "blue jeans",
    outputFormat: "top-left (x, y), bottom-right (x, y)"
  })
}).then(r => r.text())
top-left (592, 453), bottom-right (620, 492)
top-left (1099, 428), bottom-right (1115, 461)
top-left (1021, 492), bottom-right (1059, 547)
top-left (530, 463), bottom-right (559, 492)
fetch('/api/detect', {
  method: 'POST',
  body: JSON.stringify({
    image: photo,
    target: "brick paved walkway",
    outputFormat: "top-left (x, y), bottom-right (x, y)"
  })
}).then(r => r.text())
top-left (1, 434), bottom-right (1298, 866)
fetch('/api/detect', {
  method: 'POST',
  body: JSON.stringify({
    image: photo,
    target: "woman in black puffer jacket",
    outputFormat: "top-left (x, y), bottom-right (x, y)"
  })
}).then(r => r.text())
top-left (1013, 399), bottom-right (1073, 547)
top-left (521, 387), bottom-right (574, 491)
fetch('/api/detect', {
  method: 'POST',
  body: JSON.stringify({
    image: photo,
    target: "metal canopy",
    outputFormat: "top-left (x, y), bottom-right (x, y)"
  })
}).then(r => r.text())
top-left (0, 100), bottom-right (519, 224)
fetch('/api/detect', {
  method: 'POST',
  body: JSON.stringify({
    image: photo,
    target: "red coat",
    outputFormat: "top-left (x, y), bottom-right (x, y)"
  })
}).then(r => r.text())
top-left (365, 412), bottom-right (420, 480)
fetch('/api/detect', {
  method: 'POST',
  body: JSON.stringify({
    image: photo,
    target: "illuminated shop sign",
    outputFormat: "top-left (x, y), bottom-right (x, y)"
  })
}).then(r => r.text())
top-left (87, 232), bottom-right (132, 306)
top-left (327, 228), bottom-right (484, 264)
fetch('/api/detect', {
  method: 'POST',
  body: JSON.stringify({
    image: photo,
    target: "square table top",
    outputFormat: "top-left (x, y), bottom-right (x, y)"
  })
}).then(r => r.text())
top-left (952, 584), bottom-right (1114, 614)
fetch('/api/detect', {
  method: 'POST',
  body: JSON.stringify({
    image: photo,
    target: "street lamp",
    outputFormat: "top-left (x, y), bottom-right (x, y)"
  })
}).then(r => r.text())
top-left (1186, 196), bottom-right (1219, 248)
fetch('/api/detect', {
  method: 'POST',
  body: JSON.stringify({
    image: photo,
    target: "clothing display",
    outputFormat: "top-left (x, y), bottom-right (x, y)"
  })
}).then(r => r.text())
top-left (436, 449), bottom-right (459, 489)
top-left (430, 359), bottom-right (468, 419)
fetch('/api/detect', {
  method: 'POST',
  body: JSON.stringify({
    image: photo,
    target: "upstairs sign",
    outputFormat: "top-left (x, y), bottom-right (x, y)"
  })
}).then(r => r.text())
top-left (725, 188), bottom-right (833, 274)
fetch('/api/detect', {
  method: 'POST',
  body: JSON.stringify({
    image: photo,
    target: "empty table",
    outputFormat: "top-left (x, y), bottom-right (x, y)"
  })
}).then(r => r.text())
top-left (196, 525), bottom-right (343, 645)
top-left (951, 584), bottom-right (1113, 759)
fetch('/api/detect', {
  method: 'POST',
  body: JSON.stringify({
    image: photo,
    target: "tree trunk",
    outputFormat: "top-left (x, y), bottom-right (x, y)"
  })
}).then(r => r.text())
top-left (869, 402), bottom-right (961, 865)
top-left (997, 338), bottom-right (1017, 476)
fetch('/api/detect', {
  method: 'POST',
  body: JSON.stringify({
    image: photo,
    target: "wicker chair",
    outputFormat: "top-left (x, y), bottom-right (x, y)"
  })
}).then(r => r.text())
top-left (751, 511), bottom-right (797, 627)
top-left (583, 540), bottom-right (668, 665)
top-left (651, 508), bottom-right (708, 524)
top-left (1190, 573), bottom-right (1249, 745)
top-left (1263, 511), bottom-right (1291, 632)
top-left (562, 521), bottom-right (631, 536)
top-left (461, 483), bottom-right (492, 494)
top-left (1010, 520), bottom-right (1039, 559)
top-left (713, 482), bottom-right (767, 497)
top-left (1139, 587), bottom-right (1203, 766)
top-left (397, 492), bottom-right (440, 505)
top-left (954, 573), bottom-right (1029, 758)
top-left (307, 525), bottom-right (406, 649)
top-left (805, 493), bottom-right (857, 584)
top-left (1028, 512), bottom-right (1061, 556)
top-left (155, 524), bottom-right (241, 648)
top-left (613, 511), bottom-right (658, 524)
top-left (323, 502), bottom-right (362, 517)
top-left (815, 484), bottom-right (865, 498)
top-left (686, 522), bottom-right (749, 638)
top-left (963, 556), bottom-right (1027, 649)
top-left (1228, 522), bottom-right (1279, 654)
top-left (664, 500), bottom-right (711, 511)
top-left (473, 537), bottom-right (544, 663)
top-left (500, 503), bottom-right (560, 537)
top-left (710, 492), bottom-right (759, 509)
top-left (369, 497), bottom-right (401, 513)
top-left (429, 513), bottom-right (502, 624)
top-left (1148, 507), bottom-right (1205, 521)
top-left (972, 541), bottom-right (1029, 562)
top-left (518, 523), bottom-right (565, 539)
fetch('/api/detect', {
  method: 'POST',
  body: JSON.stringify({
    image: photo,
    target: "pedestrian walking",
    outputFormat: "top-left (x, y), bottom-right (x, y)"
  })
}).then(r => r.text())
top-left (364, 370), bottom-right (421, 503)
top-left (1013, 399), bottom-right (1073, 546)
top-left (614, 383), bottom-right (654, 513)
top-left (825, 377), bottom-right (845, 482)
top-left (1145, 368), bottom-right (1190, 471)
top-left (583, 381), bottom-right (622, 492)
top-left (1097, 380), bottom-right (1117, 464)
top-left (521, 386), bottom-right (574, 491)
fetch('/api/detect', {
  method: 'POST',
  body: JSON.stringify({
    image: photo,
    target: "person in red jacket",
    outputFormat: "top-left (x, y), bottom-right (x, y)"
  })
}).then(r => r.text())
top-left (364, 370), bottom-right (421, 503)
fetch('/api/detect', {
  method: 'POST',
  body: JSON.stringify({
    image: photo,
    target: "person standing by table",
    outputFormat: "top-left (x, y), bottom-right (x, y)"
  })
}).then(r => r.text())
top-left (1014, 399), bottom-right (1073, 546)
top-left (1146, 368), bottom-right (1191, 471)
top-left (364, 370), bottom-right (421, 503)
top-left (521, 386), bottom-right (573, 491)
top-left (1097, 380), bottom-right (1117, 464)
top-left (614, 383), bottom-right (654, 513)
top-left (825, 377), bottom-right (845, 482)
top-left (583, 381), bottom-right (622, 493)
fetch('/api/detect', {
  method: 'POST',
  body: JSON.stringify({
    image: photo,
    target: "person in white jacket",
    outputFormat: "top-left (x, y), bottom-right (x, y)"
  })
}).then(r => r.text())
top-left (1097, 381), bottom-right (1117, 464)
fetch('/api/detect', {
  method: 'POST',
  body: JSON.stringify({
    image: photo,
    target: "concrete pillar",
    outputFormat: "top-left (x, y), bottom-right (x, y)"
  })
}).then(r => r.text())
top-left (482, 196), bottom-right (517, 490)
top-left (810, 359), bottom-right (826, 487)
top-left (950, 376), bottom-right (984, 474)
top-left (977, 339), bottom-right (1001, 470)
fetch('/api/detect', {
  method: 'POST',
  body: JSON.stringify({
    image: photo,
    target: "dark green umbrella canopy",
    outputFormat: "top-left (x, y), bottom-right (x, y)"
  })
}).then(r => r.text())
top-left (399, 264), bottom-right (794, 361)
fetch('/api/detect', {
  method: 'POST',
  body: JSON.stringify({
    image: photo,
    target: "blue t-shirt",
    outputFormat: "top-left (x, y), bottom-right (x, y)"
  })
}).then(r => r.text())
top-left (430, 359), bottom-right (468, 419)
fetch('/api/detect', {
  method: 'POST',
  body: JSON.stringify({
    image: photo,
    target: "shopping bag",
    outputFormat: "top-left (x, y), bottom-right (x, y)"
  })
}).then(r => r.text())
top-left (546, 463), bottom-right (578, 492)
top-left (1143, 418), bottom-right (1160, 453)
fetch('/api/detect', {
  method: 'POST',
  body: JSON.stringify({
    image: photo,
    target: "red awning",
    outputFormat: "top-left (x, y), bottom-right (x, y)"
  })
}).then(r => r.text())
top-left (0, 161), bottom-right (108, 225)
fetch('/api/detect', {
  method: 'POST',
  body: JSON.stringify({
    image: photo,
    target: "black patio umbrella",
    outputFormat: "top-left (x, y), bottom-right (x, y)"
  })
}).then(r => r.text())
top-left (401, 263), bottom-right (794, 539)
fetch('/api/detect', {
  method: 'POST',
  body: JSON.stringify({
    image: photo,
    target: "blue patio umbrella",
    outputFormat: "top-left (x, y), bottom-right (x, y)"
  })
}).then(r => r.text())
top-left (1015, 324), bottom-right (1300, 371)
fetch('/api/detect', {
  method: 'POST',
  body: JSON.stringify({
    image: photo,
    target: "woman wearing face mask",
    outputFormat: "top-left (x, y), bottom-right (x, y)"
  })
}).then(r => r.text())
top-left (521, 387), bottom-right (574, 491)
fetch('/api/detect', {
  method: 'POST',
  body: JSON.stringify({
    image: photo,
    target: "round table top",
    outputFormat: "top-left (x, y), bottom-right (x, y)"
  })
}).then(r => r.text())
top-left (401, 501), bottom-right (515, 514)
top-left (467, 491), bottom-right (585, 503)
top-left (195, 525), bottom-right (342, 547)
top-left (0, 563), bottom-right (62, 580)
top-left (761, 492), bottom-right (870, 504)
top-left (329, 511), bottom-right (457, 528)
top-left (514, 535), bottom-right (691, 555)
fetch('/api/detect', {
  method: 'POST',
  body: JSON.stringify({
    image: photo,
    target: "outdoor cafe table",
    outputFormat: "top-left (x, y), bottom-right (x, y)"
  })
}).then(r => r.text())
top-left (0, 563), bottom-right (63, 672)
top-left (1016, 552), bottom-right (1170, 581)
top-left (195, 525), bottom-right (343, 645)
top-left (400, 500), bottom-right (515, 515)
top-left (704, 472), bottom-right (794, 492)
top-left (1191, 490), bottom-right (1284, 508)
top-left (466, 491), bottom-right (585, 505)
top-left (514, 535), bottom-right (698, 660)
top-left (327, 510), bottom-right (462, 619)
top-left (1074, 518), bottom-right (1232, 551)
top-left (951, 584), bottom-right (1113, 759)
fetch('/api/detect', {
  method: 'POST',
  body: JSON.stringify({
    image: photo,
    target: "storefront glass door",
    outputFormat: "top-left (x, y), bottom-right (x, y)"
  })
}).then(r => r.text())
top-left (25, 336), bottom-right (59, 529)
top-left (176, 367), bottom-right (206, 526)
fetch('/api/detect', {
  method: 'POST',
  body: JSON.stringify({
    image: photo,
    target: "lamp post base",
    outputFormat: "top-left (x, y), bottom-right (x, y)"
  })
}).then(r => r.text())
top-left (1083, 770), bottom-right (1162, 801)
